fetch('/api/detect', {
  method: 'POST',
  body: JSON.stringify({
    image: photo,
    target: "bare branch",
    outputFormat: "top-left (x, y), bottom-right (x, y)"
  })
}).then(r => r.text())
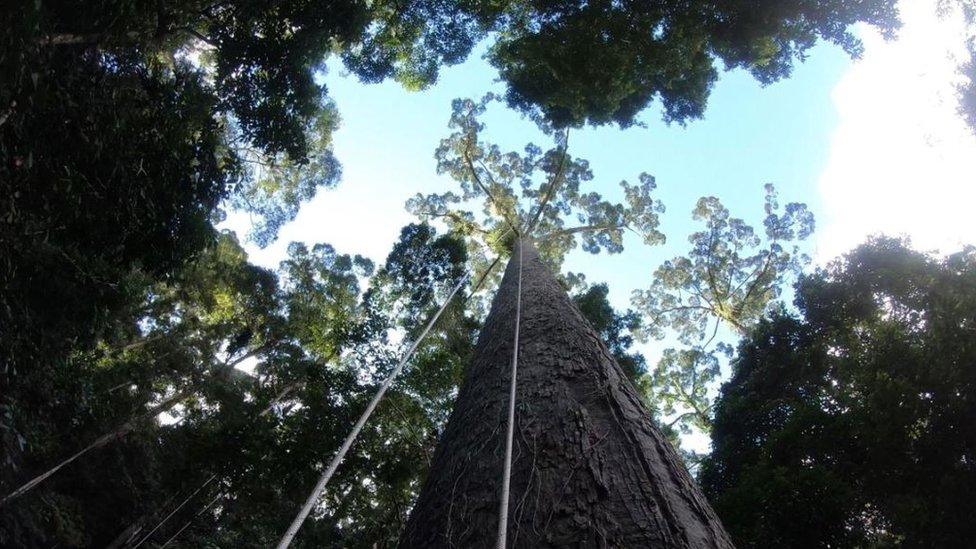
top-left (471, 255), bottom-right (502, 294)
top-left (524, 132), bottom-right (570, 235)
top-left (462, 149), bottom-right (520, 236)
top-left (415, 210), bottom-right (490, 234)
top-left (538, 222), bottom-right (623, 241)
top-left (668, 378), bottom-right (711, 428)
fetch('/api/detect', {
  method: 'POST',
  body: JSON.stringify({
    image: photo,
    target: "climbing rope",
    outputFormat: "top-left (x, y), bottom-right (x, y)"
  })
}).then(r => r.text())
top-left (116, 379), bottom-right (296, 548)
top-left (496, 236), bottom-right (523, 549)
top-left (132, 474), bottom-right (216, 548)
top-left (275, 270), bottom-right (472, 549)
top-left (134, 255), bottom-right (504, 548)
top-left (159, 491), bottom-right (224, 548)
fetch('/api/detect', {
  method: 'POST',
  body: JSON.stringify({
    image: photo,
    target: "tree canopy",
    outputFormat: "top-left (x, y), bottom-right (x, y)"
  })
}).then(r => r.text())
top-left (408, 94), bottom-right (665, 274)
top-left (1, 0), bottom-right (900, 386)
top-left (632, 185), bottom-right (814, 445)
top-left (6, 1), bottom-right (951, 546)
top-left (0, 223), bottom-right (480, 547)
top-left (700, 238), bottom-right (976, 547)
top-left (487, 0), bottom-right (900, 127)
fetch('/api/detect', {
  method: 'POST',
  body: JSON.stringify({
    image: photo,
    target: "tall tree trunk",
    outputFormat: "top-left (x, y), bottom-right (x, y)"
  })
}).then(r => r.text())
top-left (399, 242), bottom-right (733, 548)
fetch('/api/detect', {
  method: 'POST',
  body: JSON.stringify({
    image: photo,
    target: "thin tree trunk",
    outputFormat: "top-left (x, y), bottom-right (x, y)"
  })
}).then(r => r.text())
top-left (0, 389), bottom-right (192, 507)
top-left (399, 241), bottom-right (733, 548)
top-left (0, 347), bottom-right (263, 507)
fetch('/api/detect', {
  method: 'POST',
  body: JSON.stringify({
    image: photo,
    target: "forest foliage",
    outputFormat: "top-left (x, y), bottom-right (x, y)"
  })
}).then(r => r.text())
top-left (3, 0), bottom-right (976, 547)
top-left (701, 238), bottom-right (976, 547)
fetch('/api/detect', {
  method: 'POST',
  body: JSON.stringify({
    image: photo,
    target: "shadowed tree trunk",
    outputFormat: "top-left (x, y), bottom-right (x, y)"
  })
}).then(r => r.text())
top-left (399, 241), bottom-right (733, 548)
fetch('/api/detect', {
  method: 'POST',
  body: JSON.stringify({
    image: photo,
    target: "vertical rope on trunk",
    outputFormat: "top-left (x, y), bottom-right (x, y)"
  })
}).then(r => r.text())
top-left (496, 237), bottom-right (523, 549)
top-left (275, 271), bottom-right (471, 549)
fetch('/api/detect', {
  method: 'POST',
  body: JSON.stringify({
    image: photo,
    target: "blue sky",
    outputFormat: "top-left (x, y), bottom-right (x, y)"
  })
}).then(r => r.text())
top-left (225, 0), bottom-right (976, 452)
top-left (234, 35), bottom-right (849, 307)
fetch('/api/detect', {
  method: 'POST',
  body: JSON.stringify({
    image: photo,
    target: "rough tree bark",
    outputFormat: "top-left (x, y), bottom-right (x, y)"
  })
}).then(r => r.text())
top-left (399, 241), bottom-right (733, 548)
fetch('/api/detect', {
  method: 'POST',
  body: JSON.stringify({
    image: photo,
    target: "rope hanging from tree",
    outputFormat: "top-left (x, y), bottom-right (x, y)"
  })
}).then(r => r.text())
top-left (275, 270), bottom-right (472, 548)
top-left (496, 236), bottom-right (523, 549)
top-left (131, 474), bottom-right (216, 548)
top-left (123, 229), bottom-right (513, 547)
top-left (159, 491), bottom-right (224, 548)
top-left (158, 252), bottom-right (506, 548)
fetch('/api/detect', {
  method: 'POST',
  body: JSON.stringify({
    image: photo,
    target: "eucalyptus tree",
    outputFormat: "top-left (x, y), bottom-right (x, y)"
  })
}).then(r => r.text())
top-left (569, 283), bottom-right (698, 467)
top-left (408, 95), bottom-right (664, 275)
top-left (398, 97), bottom-right (732, 547)
top-left (633, 185), bottom-right (814, 440)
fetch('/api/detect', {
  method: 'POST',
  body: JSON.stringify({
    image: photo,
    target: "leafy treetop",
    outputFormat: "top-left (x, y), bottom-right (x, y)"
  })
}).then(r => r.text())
top-left (631, 185), bottom-right (813, 445)
top-left (634, 184), bottom-right (814, 344)
top-left (487, 0), bottom-right (901, 127)
top-left (408, 94), bottom-right (666, 284)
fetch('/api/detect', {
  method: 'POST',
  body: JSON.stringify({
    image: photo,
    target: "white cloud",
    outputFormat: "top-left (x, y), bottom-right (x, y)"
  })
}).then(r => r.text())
top-left (816, 0), bottom-right (976, 262)
top-left (226, 180), bottom-right (416, 271)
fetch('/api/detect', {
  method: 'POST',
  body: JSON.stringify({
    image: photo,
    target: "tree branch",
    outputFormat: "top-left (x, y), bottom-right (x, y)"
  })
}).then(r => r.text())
top-left (703, 318), bottom-right (721, 349)
top-left (416, 210), bottom-right (490, 235)
top-left (471, 255), bottom-right (502, 294)
top-left (462, 149), bottom-right (520, 236)
top-left (668, 378), bottom-right (710, 428)
top-left (524, 133), bottom-right (570, 236)
top-left (703, 226), bottom-right (725, 309)
top-left (734, 249), bottom-right (779, 327)
top-left (665, 411), bottom-right (698, 429)
top-left (538, 222), bottom-right (623, 241)
top-left (35, 31), bottom-right (140, 47)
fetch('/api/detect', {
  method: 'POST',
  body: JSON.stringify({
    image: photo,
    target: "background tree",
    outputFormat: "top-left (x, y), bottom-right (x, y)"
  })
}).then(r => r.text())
top-left (1, 230), bottom-right (283, 544)
top-left (487, 0), bottom-right (900, 127)
top-left (632, 185), bottom-right (814, 442)
top-left (960, 42), bottom-right (976, 132)
top-left (0, 223), bottom-right (482, 547)
top-left (177, 224), bottom-right (475, 549)
top-left (0, 3), bottom-right (484, 525)
top-left (946, 0), bottom-right (976, 133)
top-left (699, 237), bottom-right (976, 548)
